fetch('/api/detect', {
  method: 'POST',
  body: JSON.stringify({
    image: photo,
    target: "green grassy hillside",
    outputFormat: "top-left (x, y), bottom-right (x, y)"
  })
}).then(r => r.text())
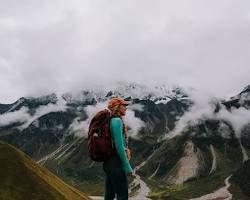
top-left (139, 134), bottom-right (246, 200)
top-left (0, 141), bottom-right (91, 200)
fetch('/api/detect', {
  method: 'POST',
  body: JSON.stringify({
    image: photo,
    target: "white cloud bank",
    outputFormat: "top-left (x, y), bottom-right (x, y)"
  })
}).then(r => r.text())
top-left (124, 109), bottom-right (146, 139)
top-left (1, 0), bottom-right (250, 103)
top-left (69, 101), bottom-right (145, 138)
top-left (0, 98), bottom-right (67, 129)
top-left (167, 88), bottom-right (250, 139)
top-left (68, 102), bottom-right (107, 137)
top-left (217, 107), bottom-right (250, 138)
top-left (0, 107), bottom-right (30, 127)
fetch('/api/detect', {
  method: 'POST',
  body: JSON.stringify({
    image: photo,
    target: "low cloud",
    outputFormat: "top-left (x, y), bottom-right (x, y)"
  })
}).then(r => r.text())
top-left (19, 97), bottom-right (67, 130)
top-left (129, 103), bottom-right (145, 112)
top-left (69, 101), bottom-right (145, 138)
top-left (166, 89), bottom-right (217, 138)
top-left (166, 88), bottom-right (250, 139)
top-left (217, 107), bottom-right (250, 138)
top-left (68, 117), bottom-right (89, 138)
top-left (124, 109), bottom-right (145, 139)
top-left (68, 101), bottom-right (107, 137)
top-left (0, 107), bottom-right (30, 127)
top-left (0, 97), bottom-right (67, 130)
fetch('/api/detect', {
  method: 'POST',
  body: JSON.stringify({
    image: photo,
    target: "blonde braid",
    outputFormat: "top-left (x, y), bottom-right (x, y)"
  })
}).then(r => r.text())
top-left (122, 119), bottom-right (129, 148)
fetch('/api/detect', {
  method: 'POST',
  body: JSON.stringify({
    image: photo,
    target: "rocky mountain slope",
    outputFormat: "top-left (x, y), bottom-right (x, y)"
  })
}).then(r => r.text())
top-left (0, 83), bottom-right (250, 199)
top-left (0, 83), bottom-right (191, 196)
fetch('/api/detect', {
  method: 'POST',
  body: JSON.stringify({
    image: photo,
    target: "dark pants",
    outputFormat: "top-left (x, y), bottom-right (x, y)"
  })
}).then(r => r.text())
top-left (103, 156), bottom-right (128, 200)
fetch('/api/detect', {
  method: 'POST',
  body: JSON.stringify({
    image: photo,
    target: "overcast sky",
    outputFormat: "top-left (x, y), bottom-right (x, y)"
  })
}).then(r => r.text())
top-left (1, 0), bottom-right (250, 103)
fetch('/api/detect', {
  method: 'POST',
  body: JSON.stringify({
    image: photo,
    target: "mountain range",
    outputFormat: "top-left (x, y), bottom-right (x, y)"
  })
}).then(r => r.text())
top-left (0, 82), bottom-right (249, 199)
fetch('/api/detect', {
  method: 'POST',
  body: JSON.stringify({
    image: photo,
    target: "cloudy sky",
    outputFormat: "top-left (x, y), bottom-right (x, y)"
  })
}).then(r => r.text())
top-left (1, 0), bottom-right (250, 103)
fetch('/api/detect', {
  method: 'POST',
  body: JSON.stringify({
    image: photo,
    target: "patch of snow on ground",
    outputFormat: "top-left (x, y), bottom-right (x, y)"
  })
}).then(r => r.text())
top-left (209, 144), bottom-right (217, 174)
top-left (239, 139), bottom-right (249, 162)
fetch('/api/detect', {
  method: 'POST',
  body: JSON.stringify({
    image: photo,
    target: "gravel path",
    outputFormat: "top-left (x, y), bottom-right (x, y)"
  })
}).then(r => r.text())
top-left (190, 176), bottom-right (232, 200)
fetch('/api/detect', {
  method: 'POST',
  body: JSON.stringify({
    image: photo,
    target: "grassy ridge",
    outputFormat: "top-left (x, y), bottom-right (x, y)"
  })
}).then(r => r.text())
top-left (0, 141), bottom-right (91, 200)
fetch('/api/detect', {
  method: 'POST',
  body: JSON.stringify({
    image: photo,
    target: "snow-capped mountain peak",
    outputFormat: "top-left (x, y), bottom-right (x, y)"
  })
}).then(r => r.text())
top-left (61, 82), bottom-right (187, 105)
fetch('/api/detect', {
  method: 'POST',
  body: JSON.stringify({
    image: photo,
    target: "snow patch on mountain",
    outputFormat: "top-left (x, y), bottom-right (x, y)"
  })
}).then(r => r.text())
top-left (61, 82), bottom-right (185, 105)
top-left (154, 98), bottom-right (172, 104)
top-left (55, 140), bottom-right (79, 162)
top-left (240, 92), bottom-right (250, 106)
top-left (149, 162), bottom-right (160, 180)
top-left (209, 144), bottom-right (217, 174)
top-left (7, 98), bottom-right (25, 112)
top-left (27, 93), bottom-right (58, 104)
top-left (108, 82), bottom-right (174, 101)
top-left (37, 138), bottom-right (80, 165)
top-left (37, 143), bottom-right (69, 165)
top-left (238, 139), bottom-right (249, 162)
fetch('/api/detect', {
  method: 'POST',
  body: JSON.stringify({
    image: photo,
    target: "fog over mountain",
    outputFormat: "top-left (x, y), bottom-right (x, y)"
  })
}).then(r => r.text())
top-left (166, 87), bottom-right (250, 139)
top-left (1, 0), bottom-right (250, 103)
top-left (0, 96), bottom-right (67, 129)
top-left (67, 100), bottom-right (145, 138)
top-left (1, 81), bottom-right (250, 198)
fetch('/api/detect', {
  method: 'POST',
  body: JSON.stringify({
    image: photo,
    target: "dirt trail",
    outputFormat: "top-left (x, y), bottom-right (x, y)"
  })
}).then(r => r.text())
top-left (129, 151), bottom-right (155, 200)
top-left (90, 151), bottom-right (155, 200)
top-left (190, 176), bottom-right (232, 200)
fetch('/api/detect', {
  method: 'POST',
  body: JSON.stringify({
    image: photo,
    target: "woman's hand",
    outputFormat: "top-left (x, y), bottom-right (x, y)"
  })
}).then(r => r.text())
top-left (128, 172), bottom-right (136, 178)
top-left (125, 148), bottom-right (131, 160)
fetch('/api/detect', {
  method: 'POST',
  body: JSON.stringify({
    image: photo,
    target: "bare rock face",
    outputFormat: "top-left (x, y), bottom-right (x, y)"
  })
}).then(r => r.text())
top-left (166, 140), bottom-right (205, 185)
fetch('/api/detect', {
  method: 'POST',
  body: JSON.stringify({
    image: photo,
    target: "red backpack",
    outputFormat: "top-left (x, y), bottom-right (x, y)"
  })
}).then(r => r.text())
top-left (87, 109), bottom-right (115, 162)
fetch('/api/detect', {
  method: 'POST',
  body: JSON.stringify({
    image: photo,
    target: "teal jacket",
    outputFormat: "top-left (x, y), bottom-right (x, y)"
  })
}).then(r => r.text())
top-left (110, 117), bottom-right (133, 174)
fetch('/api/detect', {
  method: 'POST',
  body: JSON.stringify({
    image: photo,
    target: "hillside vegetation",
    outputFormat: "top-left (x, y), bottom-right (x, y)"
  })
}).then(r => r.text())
top-left (0, 141), bottom-right (91, 200)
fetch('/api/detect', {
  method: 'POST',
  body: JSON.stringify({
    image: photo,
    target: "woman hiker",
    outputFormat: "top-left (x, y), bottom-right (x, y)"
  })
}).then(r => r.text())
top-left (103, 97), bottom-right (135, 200)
